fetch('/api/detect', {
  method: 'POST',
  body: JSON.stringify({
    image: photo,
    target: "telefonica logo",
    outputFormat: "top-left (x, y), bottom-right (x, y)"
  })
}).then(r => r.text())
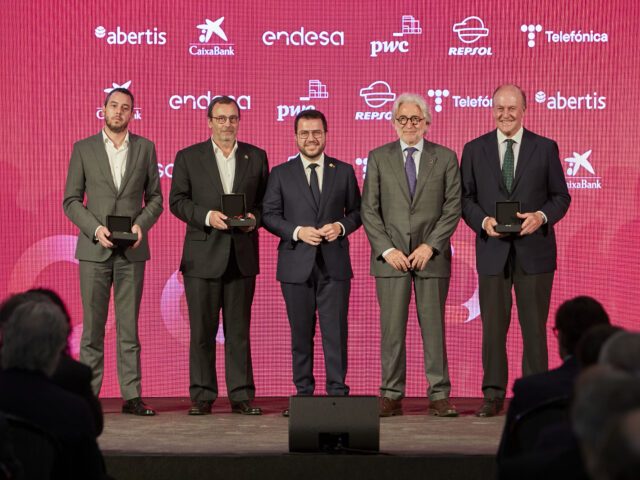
top-left (521, 24), bottom-right (608, 48)
top-left (427, 89), bottom-right (493, 113)
top-left (94, 25), bottom-right (167, 45)
top-left (564, 149), bottom-right (602, 190)
top-left (168, 92), bottom-right (251, 110)
top-left (189, 17), bottom-right (235, 56)
top-left (262, 27), bottom-right (344, 47)
top-left (534, 90), bottom-right (606, 110)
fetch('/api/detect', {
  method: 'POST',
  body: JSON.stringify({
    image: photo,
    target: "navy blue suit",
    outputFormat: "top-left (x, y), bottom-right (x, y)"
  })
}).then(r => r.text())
top-left (263, 155), bottom-right (361, 394)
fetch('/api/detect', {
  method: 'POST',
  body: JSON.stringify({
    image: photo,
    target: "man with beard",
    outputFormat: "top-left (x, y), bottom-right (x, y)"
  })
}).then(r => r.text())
top-left (460, 84), bottom-right (570, 417)
top-left (63, 87), bottom-right (163, 415)
top-left (170, 96), bottom-right (269, 415)
top-left (263, 110), bottom-right (361, 415)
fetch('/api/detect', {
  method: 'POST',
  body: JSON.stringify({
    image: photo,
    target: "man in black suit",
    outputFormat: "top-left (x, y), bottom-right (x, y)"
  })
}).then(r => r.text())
top-left (170, 96), bottom-right (269, 415)
top-left (263, 110), bottom-right (361, 411)
top-left (461, 84), bottom-right (571, 417)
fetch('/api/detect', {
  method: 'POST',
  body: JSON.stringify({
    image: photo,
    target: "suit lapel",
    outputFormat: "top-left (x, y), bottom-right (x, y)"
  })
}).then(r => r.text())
top-left (200, 140), bottom-right (225, 196)
top-left (388, 141), bottom-right (412, 204)
top-left (232, 143), bottom-right (250, 192)
top-left (511, 129), bottom-right (537, 192)
top-left (117, 134), bottom-right (139, 195)
top-left (290, 155), bottom-right (318, 213)
top-left (412, 142), bottom-right (437, 204)
top-left (90, 133), bottom-right (118, 195)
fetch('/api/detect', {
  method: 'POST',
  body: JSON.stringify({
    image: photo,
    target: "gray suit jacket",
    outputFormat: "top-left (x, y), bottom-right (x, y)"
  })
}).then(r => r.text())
top-left (63, 132), bottom-right (164, 262)
top-left (361, 139), bottom-right (462, 278)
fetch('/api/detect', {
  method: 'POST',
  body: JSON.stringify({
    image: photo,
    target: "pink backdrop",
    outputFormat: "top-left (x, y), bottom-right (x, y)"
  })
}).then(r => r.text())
top-left (1, 0), bottom-right (638, 398)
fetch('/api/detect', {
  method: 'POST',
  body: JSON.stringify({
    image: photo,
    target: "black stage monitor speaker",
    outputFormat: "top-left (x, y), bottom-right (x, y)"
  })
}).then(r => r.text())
top-left (288, 396), bottom-right (379, 453)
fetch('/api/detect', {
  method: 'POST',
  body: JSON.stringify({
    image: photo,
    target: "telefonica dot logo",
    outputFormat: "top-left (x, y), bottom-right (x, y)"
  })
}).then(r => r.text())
top-left (189, 17), bottom-right (235, 56)
top-left (534, 90), bottom-right (606, 110)
top-left (94, 25), bottom-right (167, 45)
top-left (262, 27), bottom-right (344, 47)
top-left (521, 24), bottom-right (608, 48)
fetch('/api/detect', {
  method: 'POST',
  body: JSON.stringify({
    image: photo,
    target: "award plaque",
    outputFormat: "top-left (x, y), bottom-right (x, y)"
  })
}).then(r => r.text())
top-left (222, 193), bottom-right (255, 228)
top-left (494, 201), bottom-right (522, 234)
top-left (106, 215), bottom-right (137, 247)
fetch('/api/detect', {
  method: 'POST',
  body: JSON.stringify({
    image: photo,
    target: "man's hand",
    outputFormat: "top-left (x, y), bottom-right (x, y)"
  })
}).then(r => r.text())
top-left (408, 243), bottom-right (433, 271)
top-left (298, 227), bottom-right (324, 246)
top-left (483, 217), bottom-right (505, 238)
top-left (517, 211), bottom-right (544, 236)
top-left (131, 224), bottom-right (143, 249)
top-left (319, 223), bottom-right (341, 242)
top-left (238, 212), bottom-right (256, 233)
top-left (383, 249), bottom-right (411, 272)
top-left (96, 226), bottom-right (114, 249)
top-left (208, 210), bottom-right (229, 230)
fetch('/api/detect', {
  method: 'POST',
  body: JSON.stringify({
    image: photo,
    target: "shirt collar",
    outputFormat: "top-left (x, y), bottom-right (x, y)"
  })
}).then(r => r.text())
top-left (212, 139), bottom-right (238, 158)
top-left (497, 127), bottom-right (524, 145)
top-left (102, 129), bottom-right (129, 147)
top-left (400, 138), bottom-right (425, 154)
top-left (300, 153), bottom-right (325, 169)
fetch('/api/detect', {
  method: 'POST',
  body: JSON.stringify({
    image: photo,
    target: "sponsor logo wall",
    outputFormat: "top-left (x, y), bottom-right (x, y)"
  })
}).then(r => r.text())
top-left (2, 0), bottom-right (637, 398)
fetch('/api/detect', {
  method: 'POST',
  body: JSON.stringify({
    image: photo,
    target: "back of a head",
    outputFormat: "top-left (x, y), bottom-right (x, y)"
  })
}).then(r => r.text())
top-left (594, 408), bottom-right (640, 480)
top-left (599, 331), bottom-right (640, 375)
top-left (576, 324), bottom-right (624, 369)
top-left (1, 300), bottom-right (68, 375)
top-left (555, 296), bottom-right (610, 356)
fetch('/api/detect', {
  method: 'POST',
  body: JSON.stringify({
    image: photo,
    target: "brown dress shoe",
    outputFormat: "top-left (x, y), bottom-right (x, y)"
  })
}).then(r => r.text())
top-left (428, 398), bottom-right (459, 417)
top-left (231, 401), bottom-right (262, 415)
top-left (122, 397), bottom-right (156, 416)
top-left (475, 398), bottom-right (504, 417)
top-left (379, 397), bottom-right (403, 417)
top-left (188, 400), bottom-right (213, 415)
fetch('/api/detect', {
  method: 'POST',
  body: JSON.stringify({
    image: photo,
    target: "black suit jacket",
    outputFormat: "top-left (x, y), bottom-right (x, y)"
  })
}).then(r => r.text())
top-left (262, 155), bottom-right (361, 283)
top-left (169, 140), bottom-right (269, 278)
top-left (460, 129), bottom-right (571, 275)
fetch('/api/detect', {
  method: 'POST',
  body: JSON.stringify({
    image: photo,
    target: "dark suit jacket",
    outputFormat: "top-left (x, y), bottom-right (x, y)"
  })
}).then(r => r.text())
top-left (63, 132), bottom-right (164, 263)
top-left (460, 129), bottom-right (571, 275)
top-left (262, 155), bottom-right (361, 283)
top-left (169, 140), bottom-right (269, 278)
top-left (51, 354), bottom-right (104, 435)
top-left (0, 369), bottom-right (105, 479)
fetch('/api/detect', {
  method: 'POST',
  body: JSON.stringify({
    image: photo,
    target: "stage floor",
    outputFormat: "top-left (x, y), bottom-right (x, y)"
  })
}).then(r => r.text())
top-left (98, 398), bottom-right (506, 480)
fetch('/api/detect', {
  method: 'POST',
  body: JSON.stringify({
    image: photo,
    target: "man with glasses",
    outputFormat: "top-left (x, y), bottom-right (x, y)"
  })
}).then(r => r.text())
top-left (263, 110), bottom-right (361, 414)
top-left (170, 96), bottom-right (269, 415)
top-left (362, 93), bottom-right (461, 417)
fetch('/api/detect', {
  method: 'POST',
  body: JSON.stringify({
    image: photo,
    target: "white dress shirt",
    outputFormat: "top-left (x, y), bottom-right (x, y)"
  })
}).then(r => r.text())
top-left (206, 140), bottom-right (238, 227)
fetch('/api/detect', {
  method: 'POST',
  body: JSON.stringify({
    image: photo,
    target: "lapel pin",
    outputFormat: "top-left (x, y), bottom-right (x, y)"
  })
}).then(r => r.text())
top-left (329, 163), bottom-right (335, 168)
top-left (244, 154), bottom-right (249, 160)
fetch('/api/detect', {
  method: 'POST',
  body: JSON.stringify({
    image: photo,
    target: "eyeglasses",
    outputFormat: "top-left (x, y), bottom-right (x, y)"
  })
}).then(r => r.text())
top-left (210, 115), bottom-right (239, 124)
top-left (396, 116), bottom-right (425, 126)
top-left (297, 130), bottom-right (325, 139)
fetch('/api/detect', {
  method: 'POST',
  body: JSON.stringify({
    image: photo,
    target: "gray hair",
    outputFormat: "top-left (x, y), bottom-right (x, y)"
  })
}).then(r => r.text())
top-left (599, 331), bottom-right (640, 375)
top-left (391, 93), bottom-right (432, 125)
top-left (1, 300), bottom-right (68, 375)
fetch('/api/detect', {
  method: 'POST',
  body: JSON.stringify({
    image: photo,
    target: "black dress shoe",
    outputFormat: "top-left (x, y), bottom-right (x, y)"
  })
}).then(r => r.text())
top-left (282, 409), bottom-right (290, 417)
top-left (122, 397), bottom-right (156, 416)
top-left (475, 398), bottom-right (504, 417)
top-left (188, 400), bottom-right (213, 415)
top-left (231, 401), bottom-right (262, 415)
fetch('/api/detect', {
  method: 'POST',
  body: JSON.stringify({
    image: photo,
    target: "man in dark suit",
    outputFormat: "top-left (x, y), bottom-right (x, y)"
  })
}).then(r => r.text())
top-left (460, 84), bottom-right (571, 417)
top-left (170, 96), bottom-right (269, 415)
top-left (262, 110), bottom-right (361, 412)
top-left (63, 87), bottom-right (163, 416)
top-left (361, 93), bottom-right (462, 417)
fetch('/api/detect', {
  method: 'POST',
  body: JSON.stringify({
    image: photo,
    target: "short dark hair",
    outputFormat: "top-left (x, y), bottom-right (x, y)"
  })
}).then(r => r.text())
top-left (555, 296), bottom-right (610, 355)
top-left (294, 109), bottom-right (327, 133)
top-left (104, 87), bottom-right (134, 110)
top-left (576, 324), bottom-right (623, 369)
top-left (207, 95), bottom-right (241, 119)
top-left (493, 84), bottom-right (527, 109)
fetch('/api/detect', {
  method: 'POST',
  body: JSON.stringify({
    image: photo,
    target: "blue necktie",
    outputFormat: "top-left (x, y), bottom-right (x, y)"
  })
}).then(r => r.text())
top-left (405, 147), bottom-right (417, 198)
top-left (308, 163), bottom-right (321, 207)
top-left (502, 139), bottom-right (515, 193)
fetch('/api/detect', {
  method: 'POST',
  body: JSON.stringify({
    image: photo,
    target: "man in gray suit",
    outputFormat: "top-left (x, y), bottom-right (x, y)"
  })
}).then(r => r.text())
top-left (63, 88), bottom-right (163, 415)
top-left (361, 93), bottom-right (461, 417)
top-left (170, 96), bottom-right (269, 416)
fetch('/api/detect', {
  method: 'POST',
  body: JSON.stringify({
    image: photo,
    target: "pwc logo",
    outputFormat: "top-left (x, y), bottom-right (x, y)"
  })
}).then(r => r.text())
top-left (94, 25), bottom-right (167, 45)
top-left (370, 15), bottom-right (422, 57)
top-left (276, 80), bottom-right (329, 122)
top-left (189, 17), bottom-right (235, 56)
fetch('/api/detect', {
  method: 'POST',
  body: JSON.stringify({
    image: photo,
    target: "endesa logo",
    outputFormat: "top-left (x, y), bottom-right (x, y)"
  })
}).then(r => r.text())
top-left (534, 90), bottom-right (606, 110)
top-left (94, 25), bottom-right (166, 45)
top-left (189, 17), bottom-right (235, 56)
top-left (449, 16), bottom-right (492, 56)
top-left (277, 80), bottom-right (328, 121)
top-left (168, 92), bottom-right (251, 111)
top-left (564, 149), bottom-right (602, 190)
top-left (262, 27), bottom-right (344, 47)
top-left (96, 81), bottom-right (142, 120)
top-left (521, 24), bottom-right (608, 48)
top-left (370, 15), bottom-right (422, 57)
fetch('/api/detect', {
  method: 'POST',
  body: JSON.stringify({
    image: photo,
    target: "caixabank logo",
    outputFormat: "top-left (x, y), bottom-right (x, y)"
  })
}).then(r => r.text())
top-left (189, 17), bottom-right (235, 56)
top-left (564, 149), bottom-right (602, 190)
top-left (520, 23), bottom-right (608, 48)
top-left (94, 25), bottom-right (167, 45)
top-left (534, 90), bottom-right (606, 110)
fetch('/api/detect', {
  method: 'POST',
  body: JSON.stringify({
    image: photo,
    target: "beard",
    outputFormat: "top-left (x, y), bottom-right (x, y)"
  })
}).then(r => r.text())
top-left (105, 117), bottom-right (130, 134)
top-left (299, 143), bottom-right (325, 160)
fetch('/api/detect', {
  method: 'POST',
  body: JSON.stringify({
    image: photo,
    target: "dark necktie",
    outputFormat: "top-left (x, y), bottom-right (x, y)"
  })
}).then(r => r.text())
top-left (308, 163), bottom-right (321, 207)
top-left (502, 139), bottom-right (515, 193)
top-left (405, 147), bottom-right (417, 198)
